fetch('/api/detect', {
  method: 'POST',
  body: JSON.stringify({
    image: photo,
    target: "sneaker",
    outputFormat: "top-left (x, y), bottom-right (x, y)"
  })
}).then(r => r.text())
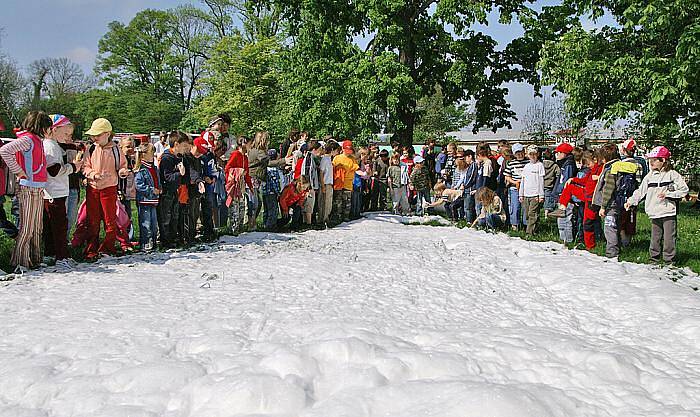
top-left (13, 265), bottom-right (28, 275)
top-left (42, 256), bottom-right (56, 266)
top-left (51, 259), bottom-right (75, 272)
top-left (143, 242), bottom-right (154, 252)
top-left (548, 207), bottom-right (567, 218)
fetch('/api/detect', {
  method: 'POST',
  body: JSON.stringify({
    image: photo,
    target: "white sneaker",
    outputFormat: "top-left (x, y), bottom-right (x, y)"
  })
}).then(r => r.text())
top-left (143, 242), bottom-right (154, 252)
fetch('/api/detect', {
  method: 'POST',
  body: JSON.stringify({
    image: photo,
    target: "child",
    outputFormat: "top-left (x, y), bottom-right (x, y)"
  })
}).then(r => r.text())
top-left (224, 135), bottom-right (253, 234)
top-left (410, 155), bottom-right (431, 215)
top-left (518, 145), bottom-right (545, 235)
top-left (505, 143), bottom-right (528, 231)
top-left (262, 149), bottom-right (284, 230)
top-left (471, 187), bottom-right (506, 230)
top-left (440, 142), bottom-right (457, 186)
top-left (425, 182), bottom-right (462, 219)
top-left (82, 118), bottom-right (130, 260)
top-left (43, 114), bottom-right (81, 269)
top-left (369, 149), bottom-right (389, 211)
top-left (549, 150), bottom-right (603, 250)
top-left (592, 143), bottom-right (626, 258)
top-left (553, 143), bottom-right (578, 243)
top-left (184, 138), bottom-right (209, 243)
top-left (625, 146), bottom-right (688, 263)
top-left (134, 143), bottom-right (160, 251)
top-left (318, 142), bottom-right (335, 225)
top-left (332, 140), bottom-right (359, 223)
top-left (542, 148), bottom-right (561, 214)
top-left (387, 154), bottom-right (409, 215)
top-left (278, 175), bottom-right (311, 230)
top-left (159, 131), bottom-right (190, 248)
top-left (0, 111), bottom-right (51, 271)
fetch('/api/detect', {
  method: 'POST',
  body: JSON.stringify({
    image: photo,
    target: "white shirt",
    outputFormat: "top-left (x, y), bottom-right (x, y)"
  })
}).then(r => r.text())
top-left (320, 156), bottom-right (333, 185)
top-left (43, 139), bottom-right (72, 199)
top-left (519, 161), bottom-right (545, 198)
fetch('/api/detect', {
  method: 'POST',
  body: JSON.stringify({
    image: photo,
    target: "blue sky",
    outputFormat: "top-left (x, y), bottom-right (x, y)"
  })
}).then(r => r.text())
top-left (1, 0), bottom-right (579, 129)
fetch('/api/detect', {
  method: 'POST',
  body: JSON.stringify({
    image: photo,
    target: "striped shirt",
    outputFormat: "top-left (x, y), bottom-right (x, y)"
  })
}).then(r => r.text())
top-left (504, 158), bottom-right (528, 183)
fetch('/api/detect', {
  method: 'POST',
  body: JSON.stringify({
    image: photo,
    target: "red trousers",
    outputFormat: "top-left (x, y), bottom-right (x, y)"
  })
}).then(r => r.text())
top-left (43, 197), bottom-right (69, 260)
top-left (559, 183), bottom-right (598, 249)
top-left (85, 185), bottom-right (118, 257)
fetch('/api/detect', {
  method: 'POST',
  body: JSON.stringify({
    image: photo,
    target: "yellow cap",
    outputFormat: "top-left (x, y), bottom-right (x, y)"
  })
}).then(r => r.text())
top-left (84, 118), bottom-right (113, 136)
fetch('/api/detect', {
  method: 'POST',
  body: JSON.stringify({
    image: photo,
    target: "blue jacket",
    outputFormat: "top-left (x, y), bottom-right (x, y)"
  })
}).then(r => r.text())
top-left (135, 165), bottom-right (161, 205)
top-left (554, 155), bottom-right (577, 195)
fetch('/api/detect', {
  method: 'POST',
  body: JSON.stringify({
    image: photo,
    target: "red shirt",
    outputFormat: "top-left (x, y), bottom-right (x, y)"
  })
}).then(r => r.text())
top-left (224, 150), bottom-right (253, 190)
top-left (279, 183), bottom-right (307, 213)
top-left (571, 163), bottom-right (603, 201)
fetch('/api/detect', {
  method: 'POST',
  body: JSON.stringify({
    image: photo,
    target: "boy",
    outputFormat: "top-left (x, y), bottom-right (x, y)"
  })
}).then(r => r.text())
top-left (184, 138), bottom-right (210, 243)
top-left (332, 140), bottom-right (358, 223)
top-left (318, 143), bottom-right (336, 226)
top-left (262, 149), bottom-right (284, 230)
top-left (504, 143), bottom-right (528, 230)
top-left (369, 149), bottom-right (389, 211)
top-left (424, 182), bottom-right (462, 218)
top-left (518, 145), bottom-right (545, 235)
top-left (387, 154), bottom-right (409, 215)
top-left (410, 155), bottom-right (431, 216)
top-left (159, 131), bottom-right (191, 248)
top-left (553, 143), bottom-right (578, 243)
top-left (592, 143), bottom-right (624, 258)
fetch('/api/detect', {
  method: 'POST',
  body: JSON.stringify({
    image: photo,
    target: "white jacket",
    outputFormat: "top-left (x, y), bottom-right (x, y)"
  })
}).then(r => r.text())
top-left (627, 169), bottom-right (688, 219)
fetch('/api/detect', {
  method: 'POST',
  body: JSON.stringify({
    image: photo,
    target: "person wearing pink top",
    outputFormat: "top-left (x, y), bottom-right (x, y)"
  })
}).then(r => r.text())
top-left (0, 111), bottom-right (51, 271)
top-left (81, 118), bottom-right (129, 260)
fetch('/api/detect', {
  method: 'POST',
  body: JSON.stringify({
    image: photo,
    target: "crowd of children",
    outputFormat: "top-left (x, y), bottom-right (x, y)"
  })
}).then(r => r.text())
top-left (0, 111), bottom-right (692, 275)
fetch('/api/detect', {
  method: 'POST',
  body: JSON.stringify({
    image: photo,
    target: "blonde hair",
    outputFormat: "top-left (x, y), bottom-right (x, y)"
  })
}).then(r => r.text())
top-left (433, 182), bottom-right (446, 193)
top-left (475, 187), bottom-right (496, 207)
top-left (251, 131), bottom-right (270, 150)
top-left (134, 143), bottom-right (155, 171)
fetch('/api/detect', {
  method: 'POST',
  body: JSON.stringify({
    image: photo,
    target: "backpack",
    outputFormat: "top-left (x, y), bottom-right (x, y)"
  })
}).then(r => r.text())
top-left (333, 165), bottom-right (346, 190)
top-left (614, 164), bottom-right (639, 209)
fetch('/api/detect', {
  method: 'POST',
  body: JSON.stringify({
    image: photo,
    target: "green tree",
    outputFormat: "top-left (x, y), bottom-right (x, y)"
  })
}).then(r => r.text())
top-left (529, 0), bottom-right (700, 171)
top-left (414, 86), bottom-right (472, 143)
top-left (183, 36), bottom-right (284, 136)
top-left (96, 9), bottom-right (181, 101)
top-left (271, 0), bottom-right (539, 145)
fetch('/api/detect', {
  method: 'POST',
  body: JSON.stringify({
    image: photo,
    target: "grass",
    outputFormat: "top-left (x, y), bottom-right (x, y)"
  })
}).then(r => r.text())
top-left (449, 201), bottom-right (699, 275)
top-left (2, 192), bottom-right (698, 276)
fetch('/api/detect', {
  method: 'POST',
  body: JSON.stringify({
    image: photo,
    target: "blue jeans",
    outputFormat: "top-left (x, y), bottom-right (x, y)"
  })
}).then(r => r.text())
top-left (478, 214), bottom-right (503, 229)
top-left (544, 188), bottom-right (557, 211)
top-left (66, 187), bottom-right (80, 236)
top-left (262, 193), bottom-right (279, 230)
top-left (463, 192), bottom-right (476, 223)
top-left (508, 187), bottom-right (524, 227)
top-left (138, 205), bottom-right (158, 248)
top-left (557, 203), bottom-right (575, 243)
top-left (415, 189), bottom-right (431, 216)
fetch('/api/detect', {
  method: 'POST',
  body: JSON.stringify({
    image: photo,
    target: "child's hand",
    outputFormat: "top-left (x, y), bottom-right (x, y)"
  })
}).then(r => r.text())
top-left (658, 192), bottom-right (666, 200)
top-left (624, 202), bottom-right (631, 210)
top-left (16, 169), bottom-right (28, 180)
top-left (177, 162), bottom-right (186, 176)
top-left (592, 175), bottom-right (599, 181)
top-left (599, 208), bottom-right (606, 217)
top-left (118, 168), bottom-right (129, 178)
top-left (93, 173), bottom-right (102, 180)
top-left (519, 196), bottom-right (524, 203)
top-left (198, 182), bottom-right (205, 194)
top-left (538, 197), bottom-right (544, 203)
top-left (154, 188), bottom-right (162, 195)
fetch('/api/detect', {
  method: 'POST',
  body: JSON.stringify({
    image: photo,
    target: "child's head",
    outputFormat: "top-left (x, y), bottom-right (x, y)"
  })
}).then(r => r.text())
top-left (296, 175), bottom-right (311, 191)
top-left (379, 149), bottom-right (389, 161)
top-left (169, 131), bottom-right (192, 155)
top-left (526, 145), bottom-right (539, 162)
top-left (446, 142), bottom-right (457, 155)
top-left (84, 118), bottom-right (113, 146)
top-left (581, 150), bottom-right (595, 168)
top-left (309, 140), bottom-right (323, 156)
top-left (390, 154), bottom-right (400, 166)
top-left (455, 156), bottom-right (467, 170)
top-left (192, 137), bottom-right (209, 158)
top-left (433, 182), bottom-right (446, 196)
top-left (645, 146), bottom-right (672, 171)
top-left (475, 187), bottom-right (495, 206)
top-left (119, 136), bottom-right (135, 158)
top-left (512, 143), bottom-right (525, 159)
top-left (135, 143), bottom-right (156, 169)
top-left (555, 143), bottom-right (574, 160)
top-left (598, 143), bottom-right (620, 163)
top-left (619, 138), bottom-right (636, 158)
top-left (252, 131), bottom-right (270, 151)
top-left (477, 149), bottom-right (490, 161)
top-left (501, 147), bottom-right (513, 162)
top-left (413, 155), bottom-right (424, 166)
top-left (48, 114), bottom-right (74, 143)
top-left (237, 135), bottom-right (249, 152)
top-left (464, 149), bottom-right (475, 163)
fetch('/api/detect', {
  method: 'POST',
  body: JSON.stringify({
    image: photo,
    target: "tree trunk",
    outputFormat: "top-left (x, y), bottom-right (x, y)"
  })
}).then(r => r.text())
top-left (395, 103), bottom-right (416, 147)
top-left (396, 13), bottom-right (417, 148)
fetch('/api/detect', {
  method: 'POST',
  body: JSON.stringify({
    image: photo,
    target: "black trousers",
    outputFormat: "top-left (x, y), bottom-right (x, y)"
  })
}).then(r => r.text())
top-left (158, 191), bottom-right (180, 247)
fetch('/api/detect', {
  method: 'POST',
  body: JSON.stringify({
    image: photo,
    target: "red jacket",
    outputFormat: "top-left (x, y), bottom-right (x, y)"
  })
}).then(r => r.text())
top-left (571, 163), bottom-right (603, 201)
top-left (224, 150), bottom-right (253, 190)
top-left (279, 183), bottom-right (307, 214)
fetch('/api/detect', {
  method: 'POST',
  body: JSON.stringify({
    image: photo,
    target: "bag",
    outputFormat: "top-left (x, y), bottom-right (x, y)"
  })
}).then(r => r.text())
top-left (333, 165), bottom-right (346, 190)
top-left (614, 172), bottom-right (638, 209)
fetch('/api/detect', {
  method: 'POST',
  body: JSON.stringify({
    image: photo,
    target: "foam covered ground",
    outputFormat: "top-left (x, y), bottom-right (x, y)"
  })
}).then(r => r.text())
top-left (1, 214), bottom-right (699, 416)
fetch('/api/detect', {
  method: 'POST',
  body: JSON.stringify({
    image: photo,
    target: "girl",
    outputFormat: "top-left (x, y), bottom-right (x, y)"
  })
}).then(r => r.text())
top-left (43, 114), bottom-right (82, 269)
top-left (224, 136), bottom-right (253, 234)
top-left (387, 154), bottom-right (409, 215)
top-left (134, 143), bottom-right (161, 251)
top-left (0, 111), bottom-right (51, 271)
top-left (278, 175), bottom-right (310, 230)
top-left (82, 118), bottom-right (130, 260)
top-left (471, 187), bottom-right (506, 230)
top-left (625, 146), bottom-right (688, 263)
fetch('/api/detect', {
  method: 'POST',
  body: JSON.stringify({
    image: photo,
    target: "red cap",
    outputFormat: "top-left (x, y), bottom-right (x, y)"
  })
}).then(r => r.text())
top-left (555, 143), bottom-right (574, 154)
top-left (193, 137), bottom-right (209, 155)
top-left (342, 140), bottom-right (353, 154)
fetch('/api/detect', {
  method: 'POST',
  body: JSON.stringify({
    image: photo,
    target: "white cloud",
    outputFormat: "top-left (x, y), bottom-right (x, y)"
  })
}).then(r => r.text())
top-left (66, 46), bottom-right (96, 65)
